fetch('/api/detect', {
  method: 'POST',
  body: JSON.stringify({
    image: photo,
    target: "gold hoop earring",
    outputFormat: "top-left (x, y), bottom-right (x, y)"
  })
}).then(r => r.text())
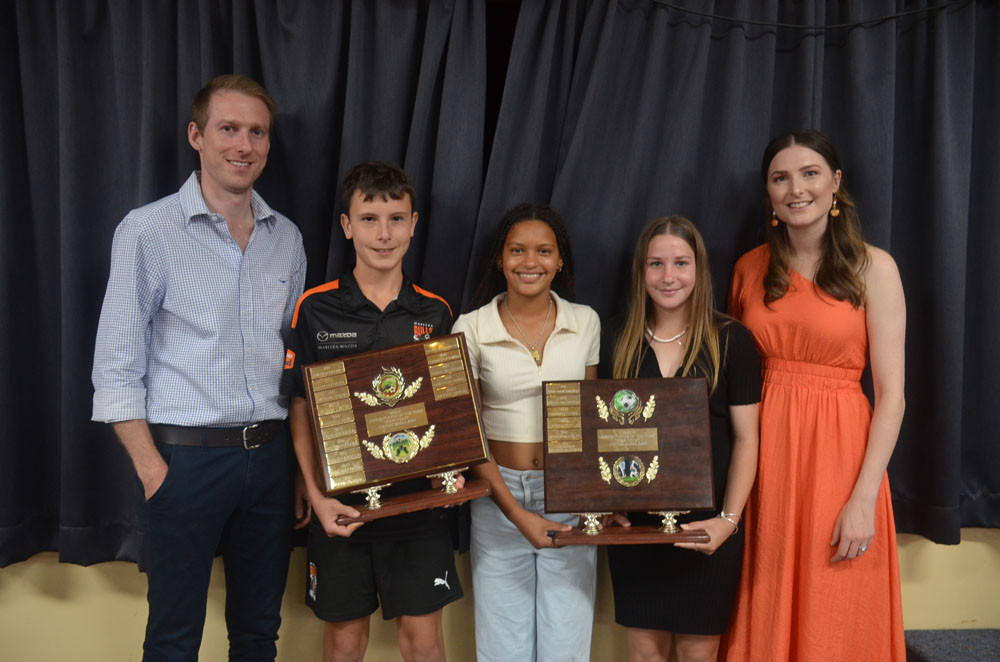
top-left (829, 195), bottom-right (840, 218)
top-left (770, 210), bottom-right (779, 228)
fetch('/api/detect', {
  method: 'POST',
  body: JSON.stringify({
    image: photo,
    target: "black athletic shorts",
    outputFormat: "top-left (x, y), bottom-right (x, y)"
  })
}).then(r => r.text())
top-left (305, 520), bottom-right (463, 622)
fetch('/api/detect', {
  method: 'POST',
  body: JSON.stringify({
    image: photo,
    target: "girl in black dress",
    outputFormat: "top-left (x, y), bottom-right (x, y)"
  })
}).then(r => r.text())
top-left (601, 216), bottom-right (761, 662)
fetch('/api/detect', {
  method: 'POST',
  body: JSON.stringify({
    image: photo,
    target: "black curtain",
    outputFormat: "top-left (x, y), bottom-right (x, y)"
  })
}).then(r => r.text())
top-left (468, 0), bottom-right (999, 543)
top-left (2, 0), bottom-right (996, 567)
top-left (0, 0), bottom-right (485, 567)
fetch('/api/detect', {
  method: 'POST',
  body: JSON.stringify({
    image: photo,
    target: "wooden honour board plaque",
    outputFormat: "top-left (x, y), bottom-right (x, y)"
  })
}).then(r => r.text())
top-left (302, 333), bottom-right (489, 497)
top-left (543, 377), bottom-right (714, 544)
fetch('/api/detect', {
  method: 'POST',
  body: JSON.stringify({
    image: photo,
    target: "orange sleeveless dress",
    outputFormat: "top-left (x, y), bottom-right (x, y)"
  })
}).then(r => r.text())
top-left (723, 246), bottom-right (904, 661)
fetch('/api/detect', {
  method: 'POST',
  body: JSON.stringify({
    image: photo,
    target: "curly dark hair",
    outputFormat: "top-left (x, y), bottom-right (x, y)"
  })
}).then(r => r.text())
top-left (469, 203), bottom-right (576, 307)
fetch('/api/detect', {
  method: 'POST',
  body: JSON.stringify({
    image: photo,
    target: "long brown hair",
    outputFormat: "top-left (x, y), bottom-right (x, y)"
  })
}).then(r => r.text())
top-left (762, 130), bottom-right (869, 307)
top-left (612, 216), bottom-right (729, 393)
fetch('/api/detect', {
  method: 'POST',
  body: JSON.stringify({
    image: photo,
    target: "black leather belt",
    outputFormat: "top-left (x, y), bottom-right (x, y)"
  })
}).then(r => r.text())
top-left (149, 420), bottom-right (282, 450)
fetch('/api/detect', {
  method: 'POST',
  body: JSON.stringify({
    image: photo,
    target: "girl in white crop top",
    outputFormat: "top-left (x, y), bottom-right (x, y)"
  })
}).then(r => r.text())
top-left (452, 203), bottom-right (599, 662)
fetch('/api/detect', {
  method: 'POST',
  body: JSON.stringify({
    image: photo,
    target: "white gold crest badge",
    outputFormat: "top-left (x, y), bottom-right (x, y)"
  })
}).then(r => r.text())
top-left (354, 366), bottom-right (423, 408)
top-left (362, 426), bottom-right (436, 464)
top-left (599, 454), bottom-right (659, 487)
top-left (595, 389), bottom-right (655, 425)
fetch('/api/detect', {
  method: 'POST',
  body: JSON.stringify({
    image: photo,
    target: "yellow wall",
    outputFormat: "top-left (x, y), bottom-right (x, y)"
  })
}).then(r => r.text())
top-left (2, 529), bottom-right (998, 661)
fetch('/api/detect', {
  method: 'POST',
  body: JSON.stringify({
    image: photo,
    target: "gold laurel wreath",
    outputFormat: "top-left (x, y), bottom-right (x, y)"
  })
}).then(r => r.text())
top-left (362, 439), bottom-right (385, 460)
top-left (599, 456), bottom-right (612, 484)
top-left (646, 455), bottom-right (659, 482)
top-left (354, 392), bottom-right (380, 407)
top-left (595, 396), bottom-right (609, 422)
top-left (418, 425), bottom-right (436, 449)
top-left (404, 377), bottom-right (423, 399)
top-left (642, 395), bottom-right (656, 421)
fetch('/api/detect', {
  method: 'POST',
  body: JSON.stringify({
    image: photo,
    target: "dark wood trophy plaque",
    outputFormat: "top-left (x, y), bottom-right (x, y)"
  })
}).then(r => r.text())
top-left (302, 333), bottom-right (491, 523)
top-left (543, 377), bottom-right (713, 545)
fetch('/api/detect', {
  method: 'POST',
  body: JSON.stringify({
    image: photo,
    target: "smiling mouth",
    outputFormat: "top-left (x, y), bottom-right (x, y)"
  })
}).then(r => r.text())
top-left (228, 160), bottom-right (251, 168)
top-left (788, 201), bottom-right (812, 209)
top-left (515, 272), bottom-right (544, 281)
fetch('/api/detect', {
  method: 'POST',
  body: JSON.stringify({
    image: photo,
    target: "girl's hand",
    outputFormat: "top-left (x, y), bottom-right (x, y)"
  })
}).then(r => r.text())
top-left (512, 509), bottom-right (572, 549)
top-left (673, 516), bottom-right (737, 555)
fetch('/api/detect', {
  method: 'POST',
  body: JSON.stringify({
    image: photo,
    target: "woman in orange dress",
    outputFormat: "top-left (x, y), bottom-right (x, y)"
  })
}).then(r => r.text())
top-left (724, 130), bottom-right (906, 661)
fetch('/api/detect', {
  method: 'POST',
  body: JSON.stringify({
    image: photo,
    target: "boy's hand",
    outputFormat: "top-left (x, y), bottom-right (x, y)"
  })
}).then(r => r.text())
top-left (311, 497), bottom-right (364, 538)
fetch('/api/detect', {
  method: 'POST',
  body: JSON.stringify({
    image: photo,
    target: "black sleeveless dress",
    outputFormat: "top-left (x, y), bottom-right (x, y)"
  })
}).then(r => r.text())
top-left (599, 318), bottom-right (761, 635)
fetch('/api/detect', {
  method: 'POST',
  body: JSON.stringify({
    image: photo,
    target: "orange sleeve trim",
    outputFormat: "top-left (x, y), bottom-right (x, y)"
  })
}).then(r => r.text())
top-left (291, 279), bottom-right (340, 328)
top-left (412, 284), bottom-right (453, 317)
top-left (284, 349), bottom-right (296, 370)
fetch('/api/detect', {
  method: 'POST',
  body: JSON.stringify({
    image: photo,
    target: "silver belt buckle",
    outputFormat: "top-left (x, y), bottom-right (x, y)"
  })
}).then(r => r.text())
top-left (242, 423), bottom-right (262, 450)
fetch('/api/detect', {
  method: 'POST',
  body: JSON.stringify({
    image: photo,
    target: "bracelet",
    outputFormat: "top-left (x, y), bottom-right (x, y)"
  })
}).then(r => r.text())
top-left (717, 512), bottom-right (740, 533)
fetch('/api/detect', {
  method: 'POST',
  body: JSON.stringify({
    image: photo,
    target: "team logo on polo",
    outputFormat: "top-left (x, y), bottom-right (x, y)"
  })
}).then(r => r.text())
top-left (316, 330), bottom-right (329, 342)
top-left (413, 322), bottom-right (434, 340)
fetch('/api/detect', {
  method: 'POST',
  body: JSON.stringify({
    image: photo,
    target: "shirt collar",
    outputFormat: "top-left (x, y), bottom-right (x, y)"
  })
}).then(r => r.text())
top-left (476, 291), bottom-right (579, 344)
top-left (336, 271), bottom-right (419, 313)
top-left (178, 171), bottom-right (276, 230)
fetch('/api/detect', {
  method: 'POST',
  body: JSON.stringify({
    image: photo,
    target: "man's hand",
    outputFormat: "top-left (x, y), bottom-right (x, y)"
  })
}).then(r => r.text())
top-left (293, 469), bottom-right (312, 529)
top-left (138, 459), bottom-right (169, 501)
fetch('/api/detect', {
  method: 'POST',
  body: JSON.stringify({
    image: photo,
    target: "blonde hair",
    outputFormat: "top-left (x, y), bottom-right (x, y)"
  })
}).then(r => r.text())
top-left (612, 216), bottom-right (729, 392)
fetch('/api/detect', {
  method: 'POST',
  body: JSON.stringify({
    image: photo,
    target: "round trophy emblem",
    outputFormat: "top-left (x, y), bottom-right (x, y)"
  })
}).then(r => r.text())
top-left (385, 431), bottom-right (420, 463)
top-left (613, 389), bottom-right (639, 414)
top-left (612, 455), bottom-right (645, 488)
top-left (376, 369), bottom-right (403, 398)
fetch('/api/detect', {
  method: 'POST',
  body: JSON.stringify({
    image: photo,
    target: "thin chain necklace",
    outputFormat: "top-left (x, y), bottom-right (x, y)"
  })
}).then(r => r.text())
top-left (505, 295), bottom-right (552, 365)
top-left (646, 326), bottom-right (687, 345)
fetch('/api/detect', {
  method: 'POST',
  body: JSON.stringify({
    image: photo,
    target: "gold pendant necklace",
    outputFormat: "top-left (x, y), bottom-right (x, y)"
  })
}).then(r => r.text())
top-left (505, 296), bottom-right (552, 366)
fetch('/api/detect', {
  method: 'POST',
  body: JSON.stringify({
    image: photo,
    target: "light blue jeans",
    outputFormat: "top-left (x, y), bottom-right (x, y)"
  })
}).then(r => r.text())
top-left (471, 466), bottom-right (597, 662)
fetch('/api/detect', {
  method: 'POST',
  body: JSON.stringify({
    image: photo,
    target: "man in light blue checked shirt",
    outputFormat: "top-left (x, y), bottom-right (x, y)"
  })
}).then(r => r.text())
top-left (92, 74), bottom-right (306, 661)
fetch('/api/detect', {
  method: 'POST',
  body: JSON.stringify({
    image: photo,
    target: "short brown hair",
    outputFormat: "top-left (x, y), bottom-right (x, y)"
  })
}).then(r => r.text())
top-left (191, 74), bottom-right (276, 131)
top-left (340, 161), bottom-right (416, 213)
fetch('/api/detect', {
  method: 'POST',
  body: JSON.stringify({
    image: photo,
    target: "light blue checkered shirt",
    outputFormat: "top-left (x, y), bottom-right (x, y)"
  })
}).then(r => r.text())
top-left (92, 172), bottom-right (306, 426)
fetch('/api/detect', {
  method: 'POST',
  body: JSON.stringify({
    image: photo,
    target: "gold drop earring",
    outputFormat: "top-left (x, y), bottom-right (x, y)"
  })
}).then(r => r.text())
top-left (829, 194), bottom-right (840, 218)
top-left (770, 210), bottom-right (779, 227)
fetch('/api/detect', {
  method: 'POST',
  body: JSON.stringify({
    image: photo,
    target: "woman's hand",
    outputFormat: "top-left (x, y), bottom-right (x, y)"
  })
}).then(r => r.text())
top-left (674, 516), bottom-right (737, 555)
top-left (511, 509), bottom-right (572, 549)
top-left (830, 494), bottom-right (876, 562)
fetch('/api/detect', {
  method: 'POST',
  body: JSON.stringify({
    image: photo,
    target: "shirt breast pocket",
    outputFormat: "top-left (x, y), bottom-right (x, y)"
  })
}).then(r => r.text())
top-left (257, 272), bottom-right (292, 318)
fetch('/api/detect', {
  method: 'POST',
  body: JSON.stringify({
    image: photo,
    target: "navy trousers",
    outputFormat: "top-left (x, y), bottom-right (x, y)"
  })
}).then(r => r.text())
top-left (136, 427), bottom-right (293, 662)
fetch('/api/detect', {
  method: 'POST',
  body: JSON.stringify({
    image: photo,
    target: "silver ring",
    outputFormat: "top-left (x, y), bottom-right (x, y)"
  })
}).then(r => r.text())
top-left (858, 545), bottom-right (869, 553)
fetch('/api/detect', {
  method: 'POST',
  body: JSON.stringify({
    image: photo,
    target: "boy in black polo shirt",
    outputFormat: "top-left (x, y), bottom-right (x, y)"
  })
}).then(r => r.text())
top-left (284, 162), bottom-right (461, 662)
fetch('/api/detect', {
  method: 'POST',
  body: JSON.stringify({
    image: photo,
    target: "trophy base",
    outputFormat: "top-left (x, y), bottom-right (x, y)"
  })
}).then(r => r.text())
top-left (548, 525), bottom-right (711, 545)
top-left (335, 478), bottom-right (491, 525)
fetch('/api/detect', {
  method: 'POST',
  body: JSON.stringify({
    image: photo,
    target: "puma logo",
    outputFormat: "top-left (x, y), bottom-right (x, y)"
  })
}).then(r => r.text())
top-left (433, 571), bottom-right (450, 590)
